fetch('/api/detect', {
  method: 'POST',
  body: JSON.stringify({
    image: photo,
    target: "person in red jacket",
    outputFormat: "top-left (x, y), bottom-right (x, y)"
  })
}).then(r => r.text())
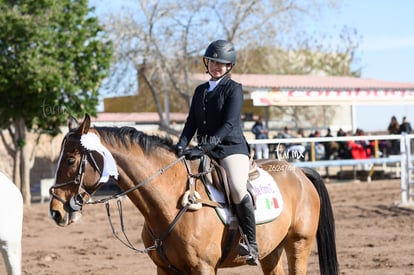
top-left (349, 128), bottom-right (371, 159)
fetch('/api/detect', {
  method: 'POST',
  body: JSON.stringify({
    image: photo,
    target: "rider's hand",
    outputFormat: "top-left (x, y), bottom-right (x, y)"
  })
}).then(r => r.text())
top-left (184, 147), bottom-right (204, 160)
top-left (175, 144), bottom-right (185, 157)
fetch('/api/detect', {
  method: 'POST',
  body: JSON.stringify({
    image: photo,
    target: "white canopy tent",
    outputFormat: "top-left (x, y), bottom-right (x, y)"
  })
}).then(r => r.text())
top-left (193, 73), bottom-right (414, 105)
top-left (249, 90), bottom-right (414, 106)
top-left (193, 73), bottom-right (414, 132)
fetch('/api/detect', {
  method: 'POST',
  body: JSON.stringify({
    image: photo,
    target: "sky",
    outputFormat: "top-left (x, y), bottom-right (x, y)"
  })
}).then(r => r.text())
top-left (317, 0), bottom-right (413, 83)
top-left (90, 0), bottom-right (414, 132)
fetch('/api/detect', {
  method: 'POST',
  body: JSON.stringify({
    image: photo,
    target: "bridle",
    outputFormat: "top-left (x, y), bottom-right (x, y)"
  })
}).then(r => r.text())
top-left (49, 136), bottom-right (103, 211)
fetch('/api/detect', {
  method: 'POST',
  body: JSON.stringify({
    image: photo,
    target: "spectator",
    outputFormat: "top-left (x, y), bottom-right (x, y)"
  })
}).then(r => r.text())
top-left (399, 116), bottom-right (412, 134)
top-left (348, 128), bottom-right (371, 159)
top-left (313, 130), bottom-right (325, 160)
top-left (275, 126), bottom-right (293, 149)
top-left (388, 115), bottom-right (400, 134)
top-left (323, 128), bottom-right (339, 160)
top-left (305, 130), bottom-right (325, 160)
top-left (277, 126), bottom-right (293, 139)
top-left (275, 126), bottom-right (307, 161)
top-left (251, 116), bottom-right (269, 159)
top-left (337, 128), bottom-right (352, 159)
top-left (388, 115), bottom-right (400, 154)
top-left (273, 126), bottom-right (293, 160)
top-left (287, 128), bottom-right (306, 161)
top-left (296, 128), bottom-right (305, 138)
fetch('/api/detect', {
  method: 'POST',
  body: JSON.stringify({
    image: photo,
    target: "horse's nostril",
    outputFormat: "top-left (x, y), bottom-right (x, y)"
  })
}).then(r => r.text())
top-left (50, 210), bottom-right (62, 223)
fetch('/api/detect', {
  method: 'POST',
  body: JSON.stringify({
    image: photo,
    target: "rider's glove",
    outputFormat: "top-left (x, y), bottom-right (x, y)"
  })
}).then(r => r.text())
top-left (184, 146), bottom-right (204, 160)
top-left (175, 143), bottom-right (186, 157)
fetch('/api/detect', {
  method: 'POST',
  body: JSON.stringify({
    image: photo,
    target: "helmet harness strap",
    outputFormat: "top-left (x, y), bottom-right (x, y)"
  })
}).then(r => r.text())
top-left (204, 59), bottom-right (233, 80)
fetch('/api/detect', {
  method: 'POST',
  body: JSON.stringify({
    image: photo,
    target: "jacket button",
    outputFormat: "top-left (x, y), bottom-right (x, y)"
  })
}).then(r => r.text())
top-left (203, 121), bottom-right (206, 124)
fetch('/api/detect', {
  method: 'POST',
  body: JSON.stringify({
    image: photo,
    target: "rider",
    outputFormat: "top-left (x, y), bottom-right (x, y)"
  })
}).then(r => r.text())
top-left (175, 40), bottom-right (258, 265)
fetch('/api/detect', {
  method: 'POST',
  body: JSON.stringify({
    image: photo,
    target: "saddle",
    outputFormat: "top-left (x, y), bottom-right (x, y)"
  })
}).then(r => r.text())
top-left (199, 154), bottom-right (259, 208)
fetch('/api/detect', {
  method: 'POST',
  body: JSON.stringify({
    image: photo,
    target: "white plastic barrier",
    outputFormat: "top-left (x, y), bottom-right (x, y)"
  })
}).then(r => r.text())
top-left (248, 134), bottom-right (414, 205)
top-left (40, 178), bottom-right (55, 203)
top-left (400, 134), bottom-right (414, 205)
top-left (247, 134), bottom-right (403, 163)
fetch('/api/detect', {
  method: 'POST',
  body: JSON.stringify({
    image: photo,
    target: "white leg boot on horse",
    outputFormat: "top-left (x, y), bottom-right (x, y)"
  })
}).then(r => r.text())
top-left (235, 194), bottom-right (259, 266)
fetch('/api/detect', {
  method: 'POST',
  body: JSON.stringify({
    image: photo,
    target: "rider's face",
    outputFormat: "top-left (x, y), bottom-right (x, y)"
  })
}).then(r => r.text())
top-left (207, 60), bottom-right (231, 79)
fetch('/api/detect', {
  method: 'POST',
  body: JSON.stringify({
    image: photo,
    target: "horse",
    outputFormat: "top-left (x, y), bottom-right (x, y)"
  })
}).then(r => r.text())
top-left (49, 114), bottom-right (338, 275)
top-left (0, 172), bottom-right (23, 275)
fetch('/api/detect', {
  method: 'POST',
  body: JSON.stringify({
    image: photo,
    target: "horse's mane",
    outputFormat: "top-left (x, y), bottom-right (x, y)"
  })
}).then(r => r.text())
top-left (92, 126), bottom-right (175, 154)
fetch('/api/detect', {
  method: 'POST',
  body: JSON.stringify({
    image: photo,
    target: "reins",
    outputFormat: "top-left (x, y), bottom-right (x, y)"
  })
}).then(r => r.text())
top-left (104, 198), bottom-right (191, 275)
top-left (98, 155), bottom-right (215, 237)
top-left (98, 156), bottom-right (217, 274)
top-left (87, 155), bottom-right (186, 205)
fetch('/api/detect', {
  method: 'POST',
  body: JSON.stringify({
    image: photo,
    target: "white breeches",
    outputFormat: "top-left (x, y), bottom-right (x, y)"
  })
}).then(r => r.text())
top-left (219, 154), bottom-right (250, 204)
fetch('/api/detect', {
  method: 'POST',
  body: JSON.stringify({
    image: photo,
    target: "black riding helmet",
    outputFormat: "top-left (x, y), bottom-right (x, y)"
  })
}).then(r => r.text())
top-left (203, 40), bottom-right (236, 70)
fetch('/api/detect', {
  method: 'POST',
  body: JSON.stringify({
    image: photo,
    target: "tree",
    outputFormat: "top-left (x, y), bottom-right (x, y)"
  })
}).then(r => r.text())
top-left (0, 0), bottom-right (113, 204)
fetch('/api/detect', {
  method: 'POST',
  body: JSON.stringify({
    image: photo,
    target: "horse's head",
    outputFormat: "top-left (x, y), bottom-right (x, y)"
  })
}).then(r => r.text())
top-left (49, 114), bottom-right (105, 226)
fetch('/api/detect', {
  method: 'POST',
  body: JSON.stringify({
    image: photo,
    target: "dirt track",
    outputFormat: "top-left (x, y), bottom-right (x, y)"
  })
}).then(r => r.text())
top-left (1, 179), bottom-right (414, 275)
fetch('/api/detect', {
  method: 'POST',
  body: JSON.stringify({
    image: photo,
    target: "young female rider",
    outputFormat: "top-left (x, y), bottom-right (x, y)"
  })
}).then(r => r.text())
top-left (175, 40), bottom-right (258, 265)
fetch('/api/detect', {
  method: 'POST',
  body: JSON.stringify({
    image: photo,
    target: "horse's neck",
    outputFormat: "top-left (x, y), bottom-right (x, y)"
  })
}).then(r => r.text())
top-left (109, 146), bottom-right (188, 227)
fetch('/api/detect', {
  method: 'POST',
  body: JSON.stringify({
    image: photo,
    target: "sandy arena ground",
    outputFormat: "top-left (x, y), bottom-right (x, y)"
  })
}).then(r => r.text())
top-left (1, 179), bottom-right (414, 275)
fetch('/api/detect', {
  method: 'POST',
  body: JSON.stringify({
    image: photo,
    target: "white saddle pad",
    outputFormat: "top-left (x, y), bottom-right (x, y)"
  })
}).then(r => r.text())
top-left (206, 167), bottom-right (284, 225)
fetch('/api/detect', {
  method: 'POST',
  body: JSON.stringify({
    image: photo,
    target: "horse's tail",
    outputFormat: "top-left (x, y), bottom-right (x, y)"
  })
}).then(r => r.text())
top-left (301, 167), bottom-right (338, 275)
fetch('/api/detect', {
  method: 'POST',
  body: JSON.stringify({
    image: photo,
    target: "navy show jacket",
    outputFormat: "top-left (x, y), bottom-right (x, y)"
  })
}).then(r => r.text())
top-left (178, 75), bottom-right (250, 159)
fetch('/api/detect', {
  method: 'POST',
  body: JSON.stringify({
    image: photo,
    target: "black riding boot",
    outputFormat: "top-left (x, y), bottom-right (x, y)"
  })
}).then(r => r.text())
top-left (235, 194), bottom-right (259, 266)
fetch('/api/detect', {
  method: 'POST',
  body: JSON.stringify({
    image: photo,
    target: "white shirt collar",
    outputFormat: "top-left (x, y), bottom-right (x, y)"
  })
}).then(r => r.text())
top-left (208, 78), bottom-right (222, 91)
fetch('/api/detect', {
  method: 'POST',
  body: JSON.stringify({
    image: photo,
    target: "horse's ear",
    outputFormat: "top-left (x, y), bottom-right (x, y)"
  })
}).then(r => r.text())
top-left (68, 115), bottom-right (79, 131)
top-left (80, 114), bottom-right (91, 134)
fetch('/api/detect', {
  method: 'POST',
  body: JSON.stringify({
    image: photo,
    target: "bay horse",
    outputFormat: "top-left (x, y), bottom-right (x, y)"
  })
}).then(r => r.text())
top-left (49, 114), bottom-right (338, 275)
top-left (0, 172), bottom-right (23, 275)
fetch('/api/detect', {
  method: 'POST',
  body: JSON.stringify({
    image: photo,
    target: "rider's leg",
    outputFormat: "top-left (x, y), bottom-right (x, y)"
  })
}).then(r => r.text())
top-left (220, 154), bottom-right (258, 265)
top-left (235, 194), bottom-right (258, 265)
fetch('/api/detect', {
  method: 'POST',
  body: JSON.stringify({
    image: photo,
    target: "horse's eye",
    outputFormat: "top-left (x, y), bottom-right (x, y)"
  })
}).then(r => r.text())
top-left (67, 158), bottom-right (76, 166)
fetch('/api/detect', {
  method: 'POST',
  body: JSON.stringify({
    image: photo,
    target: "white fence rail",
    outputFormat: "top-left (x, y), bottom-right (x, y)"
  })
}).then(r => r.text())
top-left (247, 134), bottom-right (414, 205)
top-left (400, 134), bottom-right (414, 205)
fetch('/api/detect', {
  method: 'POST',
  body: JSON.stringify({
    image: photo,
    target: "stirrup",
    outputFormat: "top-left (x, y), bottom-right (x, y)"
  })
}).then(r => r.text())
top-left (236, 242), bottom-right (250, 256)
top-left (236, 240), bottom-right (259, 266)
top-left (246, 253), bottom-right (259, 266)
